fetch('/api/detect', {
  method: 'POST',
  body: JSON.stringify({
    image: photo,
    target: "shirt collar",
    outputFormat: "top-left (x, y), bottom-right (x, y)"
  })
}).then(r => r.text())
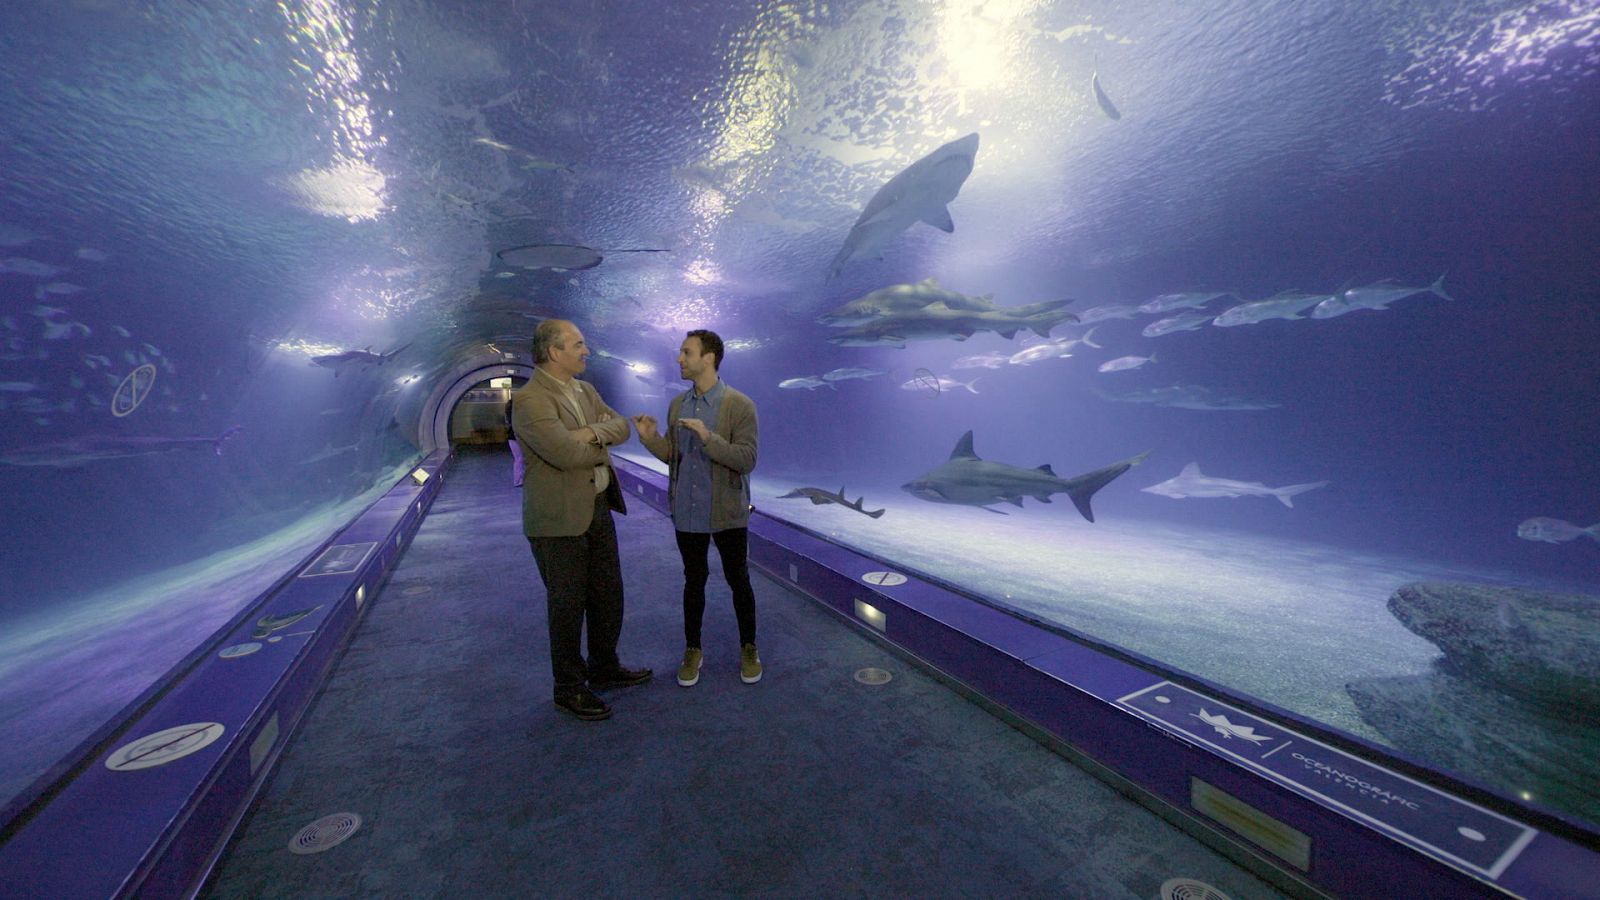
top-left (536, 367), bottom-right (577, 392)
top-left (692, 378), bottom-right (725, 402)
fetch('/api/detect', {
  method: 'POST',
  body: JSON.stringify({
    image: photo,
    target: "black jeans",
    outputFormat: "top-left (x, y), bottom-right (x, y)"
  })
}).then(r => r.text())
top-left (529, 492), bottom-right (625, 695)
top-left (675, 527), bottom-right (757, 648)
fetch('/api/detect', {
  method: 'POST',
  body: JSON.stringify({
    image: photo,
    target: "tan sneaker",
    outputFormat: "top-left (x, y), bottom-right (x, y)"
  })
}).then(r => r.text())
top-left (677, 647), bottom-right (703, 687)
top-left (740, 643), bottom-right (763, 684)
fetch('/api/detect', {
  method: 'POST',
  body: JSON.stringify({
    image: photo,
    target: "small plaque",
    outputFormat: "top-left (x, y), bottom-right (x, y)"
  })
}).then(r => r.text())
top-left (860, 571), bottom-right (906, 587)
top-left (301, 542), bottom-right (376, 577)
top-left (106, 723), bottom-right (225, 771)
top-left (1118, 681), bottom-right (1536, 880)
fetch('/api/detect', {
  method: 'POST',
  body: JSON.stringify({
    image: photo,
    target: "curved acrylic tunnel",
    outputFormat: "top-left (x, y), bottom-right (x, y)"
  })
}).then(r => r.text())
top-left (2, 2), bottom-right (1599, 897)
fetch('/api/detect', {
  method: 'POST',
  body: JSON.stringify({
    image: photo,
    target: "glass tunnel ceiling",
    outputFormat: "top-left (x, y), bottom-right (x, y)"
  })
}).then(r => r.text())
top-left (3, 0), bottom-right (1600, 842)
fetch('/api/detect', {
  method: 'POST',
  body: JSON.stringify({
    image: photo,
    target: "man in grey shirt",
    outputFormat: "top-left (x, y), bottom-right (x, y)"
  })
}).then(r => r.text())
top-left (632, 329), bottom-right (761, 686)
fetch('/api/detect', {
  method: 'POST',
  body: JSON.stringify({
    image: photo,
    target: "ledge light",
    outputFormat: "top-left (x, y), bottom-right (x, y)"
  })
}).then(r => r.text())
top-left (854, 599), bottom-right (887, 632)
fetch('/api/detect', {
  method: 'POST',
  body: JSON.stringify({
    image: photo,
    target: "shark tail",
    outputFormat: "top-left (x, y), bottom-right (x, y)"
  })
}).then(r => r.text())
top-left (1430, 274), bottom-right (1454, 302)
top-left (1583, 523), bottom-right (1600, 541)
top-left (214, 426), bottom-right (244, 456)
top-left (865, 507), bottom-right (886, 518)
top-left (1273, 481), bottom-right (1329, 508)
top-left (1063, 449), bottom-right (1152, 523)
top-left (1082, 326), bottom-right (1102, 349)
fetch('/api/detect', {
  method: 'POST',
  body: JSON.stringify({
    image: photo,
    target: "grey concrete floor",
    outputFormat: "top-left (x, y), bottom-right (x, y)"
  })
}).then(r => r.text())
top-left (202, 445), bottom-right (1287, 899)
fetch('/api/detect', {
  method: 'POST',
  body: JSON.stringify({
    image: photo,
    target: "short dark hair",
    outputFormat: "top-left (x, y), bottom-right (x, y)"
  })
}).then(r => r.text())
top-left (687, 329), bottom-right (723, 371)
top-left (533, 318), bottom-right (572, 364)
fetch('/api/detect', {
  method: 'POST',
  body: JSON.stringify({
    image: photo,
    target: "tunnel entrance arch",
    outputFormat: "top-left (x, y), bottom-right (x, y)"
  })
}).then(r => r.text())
top-left (417, 358), bottom-right (534, 455)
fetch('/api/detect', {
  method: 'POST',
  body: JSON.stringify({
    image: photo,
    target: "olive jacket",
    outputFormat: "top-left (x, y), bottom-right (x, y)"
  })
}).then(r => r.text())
top-left (637, 381), bottom-right (758, 532)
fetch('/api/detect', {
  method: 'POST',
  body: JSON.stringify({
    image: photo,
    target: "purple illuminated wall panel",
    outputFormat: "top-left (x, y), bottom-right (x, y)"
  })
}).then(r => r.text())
top-left (609, 458), bottom-right (1599, 899)
top-left (0, 451), bottom-right (448, 898)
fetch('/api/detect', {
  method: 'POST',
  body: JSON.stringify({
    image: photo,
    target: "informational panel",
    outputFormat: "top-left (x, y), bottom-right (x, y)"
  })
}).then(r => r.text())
top-left (1117, 681), bottom-right (1537, 880)
top-left (300, 542), bottom-right (376, 578)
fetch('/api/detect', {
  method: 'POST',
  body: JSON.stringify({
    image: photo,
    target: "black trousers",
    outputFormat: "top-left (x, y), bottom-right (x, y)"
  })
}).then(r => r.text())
top-left (675, 527), bottom-right (756, 648)
top-left (529, 492), bottom-right (624, 695)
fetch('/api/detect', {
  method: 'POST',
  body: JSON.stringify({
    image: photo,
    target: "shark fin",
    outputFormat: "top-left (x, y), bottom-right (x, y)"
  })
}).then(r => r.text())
top-left (998, 329), bottom-right (1018, 340)
top-left (1033, 495), bottom-right (1053, 503)
top-left (1028, 324), bottom-right (1052, 338)
top-left (1064, 449), bottom-right (1153, 523)
top-left (1180, 461), bottom-right (1202, 476)
top-left (922, 204), bottom-right (955, 233)
top-left (1273, 481), bottom-right (1329, 508)
top-left (1005, 496), bottom-right (1025, 508)
top-left (949, 430), bottom-right (979, 460)
top-left (1035, 464), bottom-right (1057, 475)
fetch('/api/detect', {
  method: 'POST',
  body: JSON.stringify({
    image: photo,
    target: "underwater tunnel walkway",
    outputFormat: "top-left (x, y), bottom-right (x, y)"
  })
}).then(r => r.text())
top-left (199, 446), bottom-right (1285, 899)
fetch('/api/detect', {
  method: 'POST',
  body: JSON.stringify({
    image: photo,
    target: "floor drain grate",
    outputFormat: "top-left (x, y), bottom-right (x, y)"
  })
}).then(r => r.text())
top-left (288, 812), bottom-right (362, 855)
top-left (854, 667), bottom-right (892, 685)
top-left (1159, 878), bottom-right (1232, 900)
top-left (403, 585), bottom-right (431, 596)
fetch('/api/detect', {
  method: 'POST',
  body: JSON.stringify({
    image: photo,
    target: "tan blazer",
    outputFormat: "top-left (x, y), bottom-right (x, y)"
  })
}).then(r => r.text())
top-left (512, 371), bottom-right (631, 537)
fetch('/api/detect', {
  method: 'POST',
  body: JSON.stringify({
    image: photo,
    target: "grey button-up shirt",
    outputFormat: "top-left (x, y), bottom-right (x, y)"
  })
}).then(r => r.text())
top-left (671, 379), bottom-right (723, 533)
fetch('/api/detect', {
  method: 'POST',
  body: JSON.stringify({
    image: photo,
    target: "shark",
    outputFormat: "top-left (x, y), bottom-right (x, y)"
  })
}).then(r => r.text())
top-left (778, 485), bottom-right (886, 518)
top-left (826, 302), bottom-right (1077, 348)
top-left (310, 343), bottom-right (412, 376)
top-left (900, 430), bottom-right (1150, 520)
top-left (1091, 64), bottom-right (1122, 120)
top-left (1141, 462), bottom-right (1327, 508)
top-left (828, 133), bottom-right (980, 278)
top-left (817, 278), bottom-right (1001, 326)
top-left (0, 426), bottom-right (243, 468)
top-left (495, 243), bottom-right (669, 272)
top-left (300, 440), bottom-right (361, 465)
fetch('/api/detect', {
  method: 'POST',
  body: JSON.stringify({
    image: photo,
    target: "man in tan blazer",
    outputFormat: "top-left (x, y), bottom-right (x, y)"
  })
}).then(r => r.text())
top-left (513, 319), bottom-right (652, 721)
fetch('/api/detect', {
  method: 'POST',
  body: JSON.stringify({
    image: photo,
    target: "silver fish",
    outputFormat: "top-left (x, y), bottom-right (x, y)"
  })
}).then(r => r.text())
top-left (1516, 517), bottom-right (1599, 544)
top-left (1312, 276), bottom-right (1453, 319)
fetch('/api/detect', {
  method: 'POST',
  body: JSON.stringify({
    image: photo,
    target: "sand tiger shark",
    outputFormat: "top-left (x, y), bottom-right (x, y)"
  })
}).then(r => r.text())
top-left (310, 343), bottom-right (412, 376)
top-left (828, 133), bottom-right (979, 279)
top-left (901, 431), bottom-right (1150, 520)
